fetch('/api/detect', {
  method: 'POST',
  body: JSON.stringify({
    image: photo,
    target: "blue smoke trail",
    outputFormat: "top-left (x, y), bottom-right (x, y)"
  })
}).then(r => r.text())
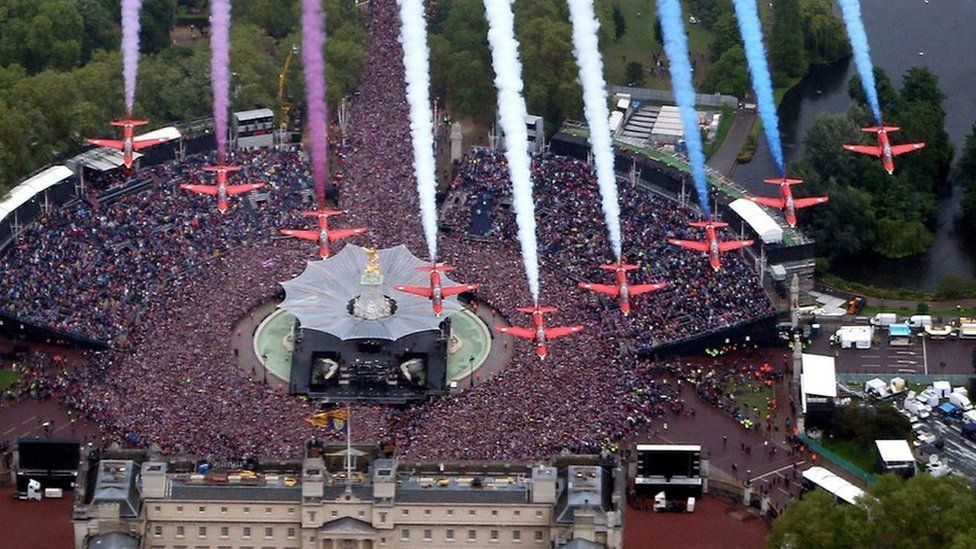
top-left (656, 0), bottom-right (710, 218)
top-left (731, 0), bottom-right (784, 176)
top-left (837, 0), bottom-right (883, 125)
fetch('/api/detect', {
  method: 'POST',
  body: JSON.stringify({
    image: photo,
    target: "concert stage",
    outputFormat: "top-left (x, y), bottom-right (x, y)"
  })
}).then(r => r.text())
top-left (265, 245), bottom-right (489, 404)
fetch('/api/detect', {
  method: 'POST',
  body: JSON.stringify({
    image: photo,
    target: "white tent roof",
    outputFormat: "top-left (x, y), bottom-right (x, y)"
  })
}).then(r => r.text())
top-left (234, 108), bottom-right (275, 122)
top-left (0, 165), bottom-right (73, 224)
top-left (138, 126), bottom-right (181, 141)
top-left (802, 466), bottom-right (865, 504)
top-left (875, 440), bottom-right (914, 463)
top-left (729, 198), bottom-right (783, 243)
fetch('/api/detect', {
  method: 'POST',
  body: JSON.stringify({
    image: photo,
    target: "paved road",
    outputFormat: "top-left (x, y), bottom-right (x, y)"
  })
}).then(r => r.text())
top-left (915, 414), bottom-right (976, 479)
top-left (707, 110), bottom-right (757, 177)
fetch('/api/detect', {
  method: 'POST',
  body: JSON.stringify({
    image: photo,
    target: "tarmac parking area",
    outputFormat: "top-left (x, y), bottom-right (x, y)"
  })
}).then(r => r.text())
top-left (805, 323), bottom-right (976, 377)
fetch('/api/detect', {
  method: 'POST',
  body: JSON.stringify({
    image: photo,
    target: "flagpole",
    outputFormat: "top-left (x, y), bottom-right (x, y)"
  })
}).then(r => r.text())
top-left (345, 402), bottom-right (352, 494)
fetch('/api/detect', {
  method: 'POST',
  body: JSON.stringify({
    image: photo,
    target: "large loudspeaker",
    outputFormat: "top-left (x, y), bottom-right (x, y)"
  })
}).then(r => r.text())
top-left (635, 443), bottom-right (703, 499)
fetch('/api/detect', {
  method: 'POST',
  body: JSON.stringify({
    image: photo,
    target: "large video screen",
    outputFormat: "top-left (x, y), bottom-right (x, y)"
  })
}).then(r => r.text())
top-left (18, 440), bottom-right (80, 471)
top-left (636, 447), bottom-right (700, 478)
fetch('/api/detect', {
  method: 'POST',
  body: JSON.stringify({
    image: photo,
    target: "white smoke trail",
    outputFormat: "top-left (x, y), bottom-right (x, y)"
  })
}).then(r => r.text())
top-left (566, 0), bottom-right (622, 261)
top-left (397, 0), bottom-right (439, 262)
top-left (482, 0), bottom-right (541, 303)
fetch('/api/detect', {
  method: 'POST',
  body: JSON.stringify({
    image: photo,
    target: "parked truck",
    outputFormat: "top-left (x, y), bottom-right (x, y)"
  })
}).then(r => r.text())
top-left (832, 326), bottom-right (874, 349)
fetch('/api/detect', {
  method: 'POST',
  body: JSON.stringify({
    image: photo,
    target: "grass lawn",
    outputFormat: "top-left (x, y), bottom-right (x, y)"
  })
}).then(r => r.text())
top-left (727, 379), bottom-right (774, 415)
top-left (861, 304), bottom-right (976, 319)
top-left (704, 105), bottom-right (734, 158)
top-left (0, 369), bottom-right (23, 392)
top-left (820, 438), bottom-right (878, 474)
top-left (601, 0), bottom-right (714, 87)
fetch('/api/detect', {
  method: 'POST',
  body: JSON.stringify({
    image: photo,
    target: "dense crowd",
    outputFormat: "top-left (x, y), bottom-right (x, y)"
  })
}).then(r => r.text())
top-left (1, 0), bottom-right (776, 460)
top-left (444, 147), bottom-right (774, 348)
top-left (0, 149), bottom-right (311, 341)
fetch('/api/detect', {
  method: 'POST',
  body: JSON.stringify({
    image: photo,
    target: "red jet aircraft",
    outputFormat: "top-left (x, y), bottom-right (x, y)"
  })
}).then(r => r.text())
top-left (395, 264), bottom-right (479, 316)
top-left (180, 165), bottom-right (264, 214)
top-left (843, 125), bottom-right (925, 175)
top-left (748, 176), bottom-right (829, 228)
top-left (578, 263), bottom-right (667, 316)
top-left (86, 119), bottom-right (172, 169)
top-left (668, 221), bottom-right (754, 272)
top-left (496, 305), bottom-right (584, 360)
top-left (279, 209), bottom-right (367, 259)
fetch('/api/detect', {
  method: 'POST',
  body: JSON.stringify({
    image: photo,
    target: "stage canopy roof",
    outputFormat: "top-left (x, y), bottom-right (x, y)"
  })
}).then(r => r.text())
top-left (280, 245), bottom-right (463, 341)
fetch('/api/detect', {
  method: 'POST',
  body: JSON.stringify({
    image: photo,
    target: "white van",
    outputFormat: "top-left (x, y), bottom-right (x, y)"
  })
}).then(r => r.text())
top-left (949, 393), bottom-right (973, 411)
top-left (907, 315), bottom-right (933, 329)
top-left (870, 313), bottom-right (898, 327)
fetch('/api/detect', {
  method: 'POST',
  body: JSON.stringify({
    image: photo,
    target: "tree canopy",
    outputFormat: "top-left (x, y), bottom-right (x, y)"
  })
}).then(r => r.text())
top-left (795, 66), bottom-right (953, 261)
top-left (768, 474), bottom-right (976, 548)
top-left (699, 0), bottom-right (849, 96)
top-left (428, 0), bottom-right (611, 131)
top-left (0, 0), bottom-right (365, 192)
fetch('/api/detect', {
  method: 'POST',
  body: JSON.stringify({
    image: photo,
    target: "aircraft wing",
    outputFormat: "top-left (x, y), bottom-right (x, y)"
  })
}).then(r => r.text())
top-left (327, 227), bottom-right (368, 242)
top-left (794, 196), bottom-right (830, 209)
top-left (843, 144), bottom-right (882, 157)
top-left (497, 326), bottom-right (536, 339)
top-left (440, 284), bottom-right (479, 297)
top-left (628, 282), bottom-right (668, 295)
top-left (395, 285), bottom-right (433, 298)
top-left (890, 143), bottom-right (926, 156)
top-left (668, 239), bottom-right (710, 252)
top-left (132, 137), bottom-right (171, 150)
top-left (280, 229), bottom-right (320, 241)
top-left (578, 282), bottom-right (619, 296)
top-left (86, 138), bottom-right (124, 150)
top-left (544, 325), bottom-right (584, 339)
top-left (225, 183), bottom-right (264, 196)
top-left (749, 196), bottom-right (785, 209)
top-left (180, 184), bottom-right (219, 196)
top-left (718, 240), bottom-right (753, 253)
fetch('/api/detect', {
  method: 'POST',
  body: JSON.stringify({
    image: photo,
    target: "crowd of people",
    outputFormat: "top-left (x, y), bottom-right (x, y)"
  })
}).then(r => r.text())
top-left (0, 0), bottom-right (779, 460)
top-left (443, 147), bottom-right (774, 349)
top-left (0, 149), bottom-right (313, 341)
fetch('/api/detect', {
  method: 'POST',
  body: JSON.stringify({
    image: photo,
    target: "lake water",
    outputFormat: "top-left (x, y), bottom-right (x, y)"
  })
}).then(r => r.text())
top-left (731, 0), bottom-right (976, 290)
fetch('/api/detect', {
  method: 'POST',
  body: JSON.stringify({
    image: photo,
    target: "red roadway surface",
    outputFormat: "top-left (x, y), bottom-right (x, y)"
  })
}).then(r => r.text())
top-left (0, 398), bottom-right (102, 448)
top-left (624, 495), bottom-right (767, 549)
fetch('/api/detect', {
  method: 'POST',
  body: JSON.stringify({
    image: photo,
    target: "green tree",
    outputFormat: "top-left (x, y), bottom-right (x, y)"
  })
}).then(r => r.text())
top-left (0, 0), bottom-right (84, 73)
top-left (611, 4), bottom-right (626, 41)
top-left (769, 0), bottom-right (807, 84)
top-left (515, 0), bottom-right (582, 131)
top-left (957, 122), bottom-right (976, 234)
top-left (769, 475), bottom-right (976, 548)
top-left (708, 12), bottom-right (741, 64)
top-left (236, 0), bottom-right (300, 40)
top-left (141, 0), bottom-right (178, 55)
top-left (702, 45), bottom-right (749, 98)
top-left (800, 0), bottom-right (851, 66)
top-left (78, 0), bottom-right (119, 62)
top-left (848, 67), bottom-right (898, 114)
top-left (625, 62), bottom-right (645, 87)
top-left (429, 0), bottom-right (494, 118)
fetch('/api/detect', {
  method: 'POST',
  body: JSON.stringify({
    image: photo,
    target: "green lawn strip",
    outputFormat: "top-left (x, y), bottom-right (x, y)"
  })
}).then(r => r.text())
top-left (819, 438), bottom-right (878, 474)
top-left (705, 105), bottom-right (734, 158)
top-left (0, 370), bottom-right (23, 392)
